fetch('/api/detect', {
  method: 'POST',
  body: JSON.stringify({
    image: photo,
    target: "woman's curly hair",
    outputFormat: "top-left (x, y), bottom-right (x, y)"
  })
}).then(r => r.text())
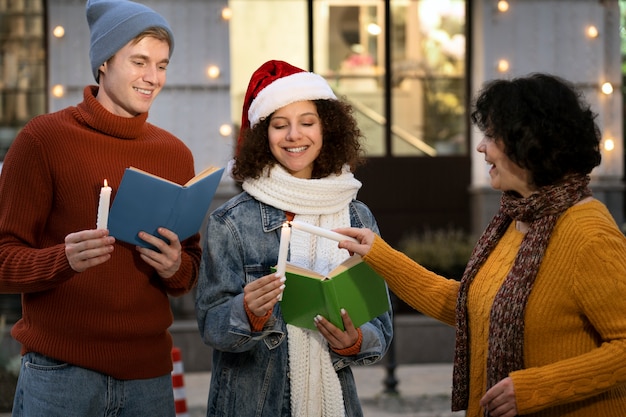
top-left (470, 73), bottom-right (601, 187)
top-left (232, 99), bottom-right (365, 181)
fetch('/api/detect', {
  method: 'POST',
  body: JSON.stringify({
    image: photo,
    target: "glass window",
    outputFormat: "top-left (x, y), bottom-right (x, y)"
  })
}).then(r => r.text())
top-left (391, 0), bottom-right (466, 157)
top-left (229, 0), bottom-right (309, 132)
top-left (0, 0), bottom-right (46, 160)
top-left (229, 0), bottom-right (466, 157)
top-left (313, 0), bottom-right (466, 157)
top-left (315, 1), bottom-right (386, 156)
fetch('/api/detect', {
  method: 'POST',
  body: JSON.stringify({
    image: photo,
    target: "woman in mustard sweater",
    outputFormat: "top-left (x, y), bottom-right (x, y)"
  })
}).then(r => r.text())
top-left (338, 73), bottom-right (626, 416)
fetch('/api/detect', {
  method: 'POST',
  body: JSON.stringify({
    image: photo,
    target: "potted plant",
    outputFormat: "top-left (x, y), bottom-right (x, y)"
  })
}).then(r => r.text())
top-left (393, 228), bottom-right (474, 314)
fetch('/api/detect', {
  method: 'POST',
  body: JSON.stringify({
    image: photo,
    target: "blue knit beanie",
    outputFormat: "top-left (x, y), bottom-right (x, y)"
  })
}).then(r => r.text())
top-left (86, 0), bottom-right (175, 82)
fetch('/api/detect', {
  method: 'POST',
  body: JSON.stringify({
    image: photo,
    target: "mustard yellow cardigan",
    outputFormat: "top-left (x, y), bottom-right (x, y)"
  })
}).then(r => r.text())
top-left (363, 199), bottom-right (626, 416)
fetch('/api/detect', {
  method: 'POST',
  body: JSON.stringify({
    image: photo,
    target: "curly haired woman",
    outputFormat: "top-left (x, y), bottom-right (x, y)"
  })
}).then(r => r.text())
top-left (338, 73), bottom-right (626, 417)
top-left (195, 60), bottom-right (393, 417)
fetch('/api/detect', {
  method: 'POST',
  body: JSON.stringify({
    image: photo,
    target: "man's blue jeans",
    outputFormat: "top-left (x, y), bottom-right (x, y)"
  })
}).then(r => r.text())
top-left (11, 352), bottom-right (175, 417)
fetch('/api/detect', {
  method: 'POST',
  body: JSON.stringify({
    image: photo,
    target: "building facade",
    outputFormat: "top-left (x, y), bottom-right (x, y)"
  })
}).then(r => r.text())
top-left (0, 0), bottom-right (623, 325)
top-left (2, 0), bottom-right (622, 240)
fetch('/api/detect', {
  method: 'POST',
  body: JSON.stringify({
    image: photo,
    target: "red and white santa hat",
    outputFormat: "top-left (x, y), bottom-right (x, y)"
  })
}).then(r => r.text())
top-left (238, 60), bottom-right (336, 152)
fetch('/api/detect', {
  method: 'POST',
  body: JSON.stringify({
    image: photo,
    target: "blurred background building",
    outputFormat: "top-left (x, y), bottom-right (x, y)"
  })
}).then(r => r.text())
top-left (1, 0), bottom-right (624, 367)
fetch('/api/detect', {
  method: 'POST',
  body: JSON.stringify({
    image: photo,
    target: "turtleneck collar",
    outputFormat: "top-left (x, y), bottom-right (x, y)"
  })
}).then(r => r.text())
top-left (75, 85), bottom-right (149, 140)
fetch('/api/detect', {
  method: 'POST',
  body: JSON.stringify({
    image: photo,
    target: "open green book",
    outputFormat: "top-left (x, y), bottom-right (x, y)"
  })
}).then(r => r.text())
top-left (278, 255), bottom-right (391, 331)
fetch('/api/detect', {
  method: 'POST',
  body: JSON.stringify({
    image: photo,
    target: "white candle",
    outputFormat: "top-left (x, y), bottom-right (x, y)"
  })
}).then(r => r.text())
top-left (290, 220), bottom-right (359, 243)
top-left (276, 222), bottom-right (291, 277)
top-left (96, 179), bottom-right (112, 230)
top-left (276, 222), bottom-right (291, 301)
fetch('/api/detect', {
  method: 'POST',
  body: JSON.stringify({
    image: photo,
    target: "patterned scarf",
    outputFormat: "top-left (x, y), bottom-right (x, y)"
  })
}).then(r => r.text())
top-left (451, 174), bottom-right (592, 413)
top-left (244, 164), bottom-right (362, 417)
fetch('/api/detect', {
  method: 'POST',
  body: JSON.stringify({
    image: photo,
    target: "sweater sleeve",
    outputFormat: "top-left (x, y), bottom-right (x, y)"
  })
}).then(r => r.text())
top-left (363, 234), bottom-right (459, 326)
top-left (0, 128), bottom-right (76, 293)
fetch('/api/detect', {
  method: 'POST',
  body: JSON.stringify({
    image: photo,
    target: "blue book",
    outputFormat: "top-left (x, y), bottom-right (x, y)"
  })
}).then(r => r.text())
top-left (108, 166), bottom-right (224, 248)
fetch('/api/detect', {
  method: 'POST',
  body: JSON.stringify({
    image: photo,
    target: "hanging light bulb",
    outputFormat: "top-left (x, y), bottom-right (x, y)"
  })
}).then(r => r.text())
top-left (219, 124), bottom-right (232, 137)
top-left (586, 25), bottom-right (599, 39)
top-left (207, 65), bottom-right (220, 79)
top-left (601, 82), bottom-right (613, 95)
top-left (52, 25), bottom-right (65, 38)
top-left (221, 7), bottom-right (232, 21)
top-left (51, 84), bottom-right (65, 98)
top-left (497, 1), bottom-right (509, 13)
top-left (497, 59), bottom-right (510, 73)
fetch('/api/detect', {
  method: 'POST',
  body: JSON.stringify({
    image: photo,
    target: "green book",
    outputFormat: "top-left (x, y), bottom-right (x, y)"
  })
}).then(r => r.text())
top-left (108, 165), bottom-right (224, 248)
top-left (278, 254), bottom-right (391, 331)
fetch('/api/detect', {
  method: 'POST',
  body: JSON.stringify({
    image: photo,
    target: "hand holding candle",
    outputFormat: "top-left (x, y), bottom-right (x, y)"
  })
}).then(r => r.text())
top-left (96, 179), bottom-right (112, 230)
top-left (290, 220), bottom-right (359, 243)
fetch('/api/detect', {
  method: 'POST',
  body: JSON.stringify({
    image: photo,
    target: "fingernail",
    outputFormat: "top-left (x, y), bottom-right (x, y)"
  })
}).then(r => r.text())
top-left (341, 308), bottom-right (346, 315)
top-left (279, 276), bottom-right (286, 283)
top-left (279, 284), bottom-right (285, 290)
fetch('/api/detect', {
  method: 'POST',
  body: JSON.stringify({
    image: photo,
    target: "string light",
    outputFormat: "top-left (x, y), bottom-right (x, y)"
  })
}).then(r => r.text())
top-left (601, 82), bottom-right (613, 95)
top-left (51, 84), bottom-right (65, 98)
top-left (52, 25), bottom-right (65, 38)
top-left (207, 65), bottom-right (220, 79)
top-left (586, 25), bottom-right (598, 38)
top-left (221, 7), bottom-right (232, 21)
top-left (497, 1), bottom-right (509, 13)
top-left (219, 124), bottom-right (232, 137)
top-left (497, 59), bottom-right (510, 73)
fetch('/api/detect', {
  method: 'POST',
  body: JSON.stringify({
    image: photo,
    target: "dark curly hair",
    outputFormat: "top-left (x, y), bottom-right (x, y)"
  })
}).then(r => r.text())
top-left (470, 73), bottom-right (601, 187)
top-left (232, 99), bottom-right (365, 181)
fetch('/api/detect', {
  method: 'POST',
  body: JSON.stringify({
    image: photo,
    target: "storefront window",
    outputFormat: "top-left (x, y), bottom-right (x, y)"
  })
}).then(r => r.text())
top-left (229, 0), bottom-right (466, 157)
top-left (313, 0), bottom-right (466, 157)
top-left (0, 0), bottom-right (46, 160)
top-left (315, 1), bottom-right (386, 156)
top-left (391, 0), bottom-right (466, 156)
top-left (229, 0), bottom-right (309, 129)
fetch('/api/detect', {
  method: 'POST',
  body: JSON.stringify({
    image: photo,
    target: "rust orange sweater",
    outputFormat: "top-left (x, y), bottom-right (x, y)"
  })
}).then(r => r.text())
top-left (0, 86), bottom-right (201, 379)
top-left (363, 200), bottom-right (626, 416)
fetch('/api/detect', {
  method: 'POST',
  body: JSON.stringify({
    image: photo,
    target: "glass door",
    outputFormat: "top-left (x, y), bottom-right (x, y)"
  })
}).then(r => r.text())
top-left (0, 0), bottom-right (46, 160)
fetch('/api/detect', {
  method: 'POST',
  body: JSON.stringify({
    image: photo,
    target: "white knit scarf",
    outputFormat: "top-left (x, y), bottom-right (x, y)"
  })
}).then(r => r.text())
top-left (243, 164), bottom-right (361, 417)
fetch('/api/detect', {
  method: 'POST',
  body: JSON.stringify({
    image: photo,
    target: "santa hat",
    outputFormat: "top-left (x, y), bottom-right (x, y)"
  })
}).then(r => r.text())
top-left (238, 60), bottom-right (336, 152)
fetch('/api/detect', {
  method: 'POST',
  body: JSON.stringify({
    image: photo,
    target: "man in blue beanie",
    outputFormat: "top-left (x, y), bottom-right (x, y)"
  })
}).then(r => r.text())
top-left (0, 1), bottom-right (200, 416)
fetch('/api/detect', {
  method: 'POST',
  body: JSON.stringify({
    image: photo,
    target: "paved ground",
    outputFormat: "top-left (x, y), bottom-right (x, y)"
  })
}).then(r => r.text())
top-left (1, 363), bottom-right (466, 417)
top-left (183, 363), bottom-right (466, 417)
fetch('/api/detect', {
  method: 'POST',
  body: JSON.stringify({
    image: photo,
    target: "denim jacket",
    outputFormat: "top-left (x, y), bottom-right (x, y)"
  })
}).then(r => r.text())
top-left (196, 191), bottom-right (393, 417)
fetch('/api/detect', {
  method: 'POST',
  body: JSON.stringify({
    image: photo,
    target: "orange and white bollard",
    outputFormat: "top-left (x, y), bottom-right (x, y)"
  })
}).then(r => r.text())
top-left (171, 347), bottom-right (190, 417)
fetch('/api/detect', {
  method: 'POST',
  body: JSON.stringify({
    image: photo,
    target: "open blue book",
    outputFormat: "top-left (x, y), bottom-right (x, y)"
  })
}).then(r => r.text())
top-left (108, 165), bottom-right (224, 248)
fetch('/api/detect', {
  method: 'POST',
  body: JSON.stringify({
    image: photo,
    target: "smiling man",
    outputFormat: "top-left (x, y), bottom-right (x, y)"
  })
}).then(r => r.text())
top-left (0, 1), bottom-right (201, 416)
